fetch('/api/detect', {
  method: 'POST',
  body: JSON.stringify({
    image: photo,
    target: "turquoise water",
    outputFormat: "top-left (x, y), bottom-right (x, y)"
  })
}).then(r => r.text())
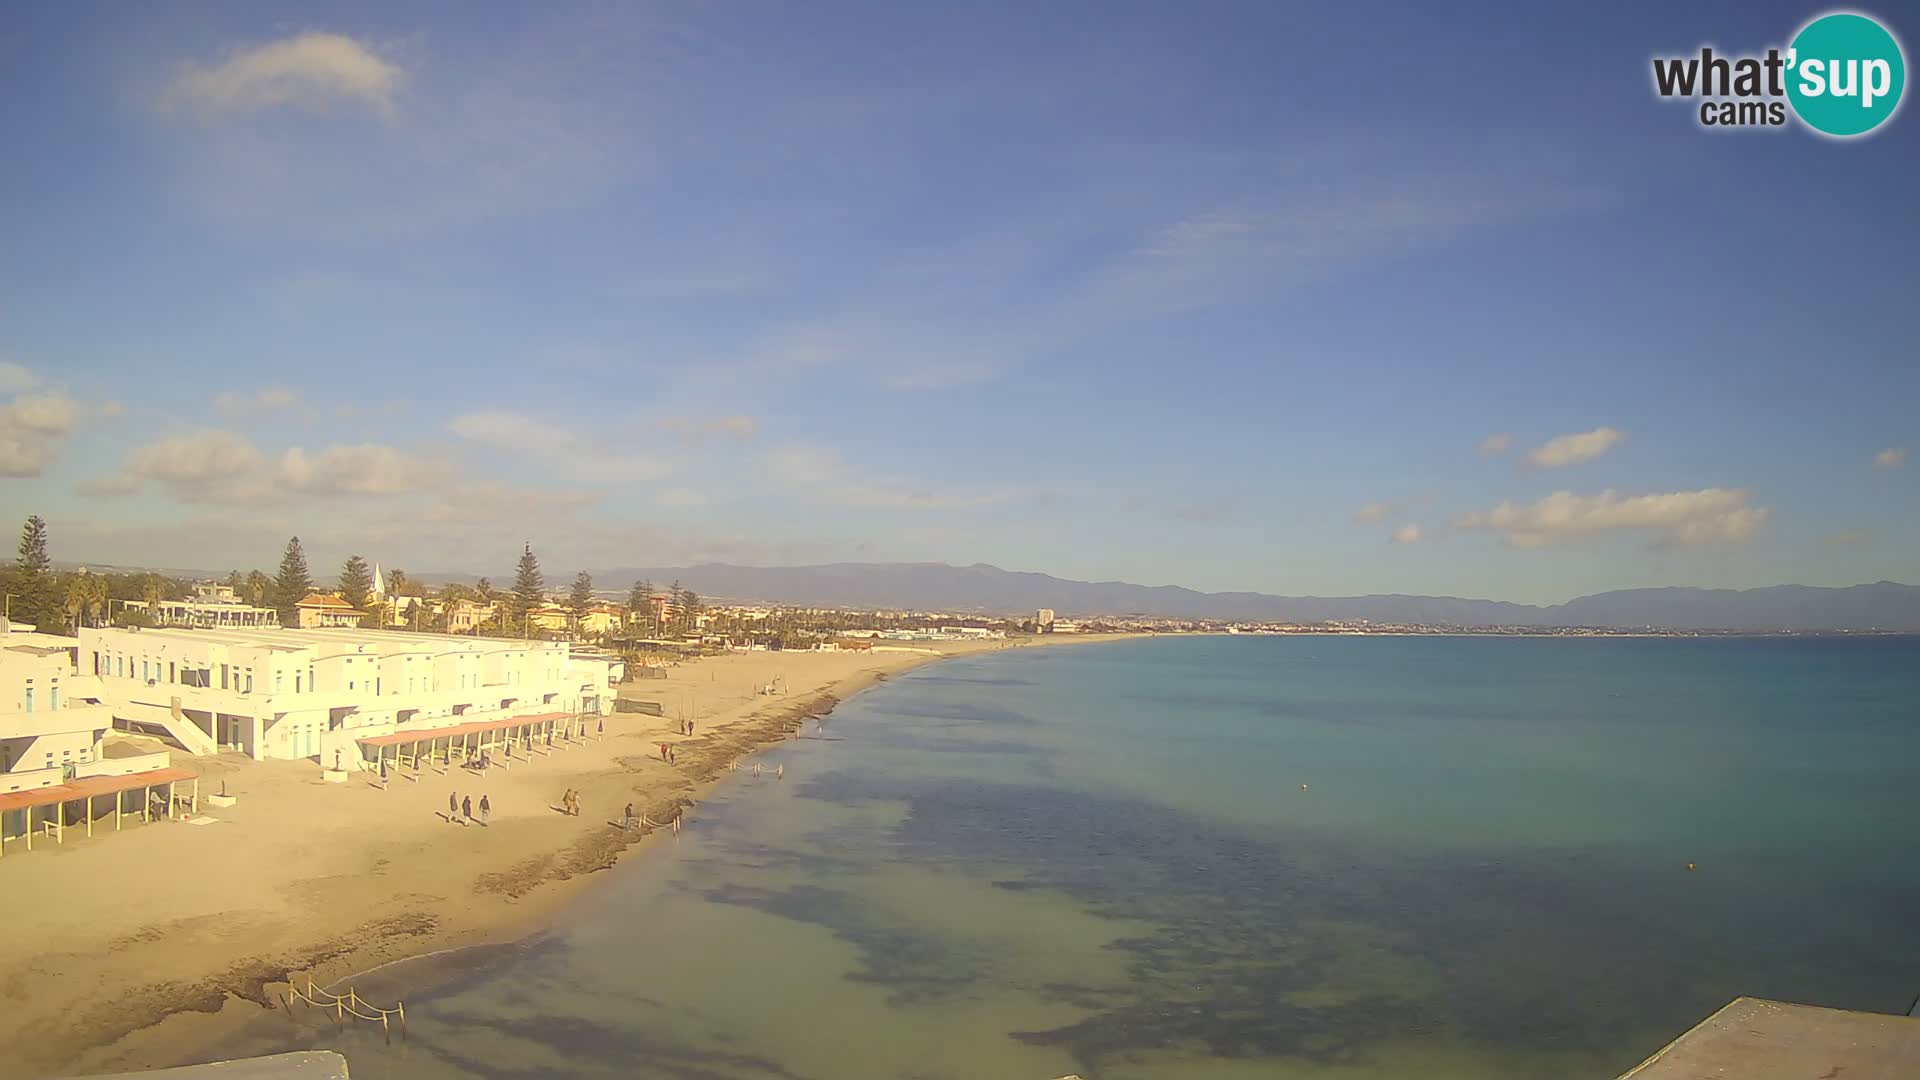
top-left (210, 636), bottom-right (1920, 1078)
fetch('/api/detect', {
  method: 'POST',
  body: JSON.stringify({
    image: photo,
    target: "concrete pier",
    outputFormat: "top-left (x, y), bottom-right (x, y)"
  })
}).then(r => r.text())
top-left (1620, 997), bottom-right (1920, 1079)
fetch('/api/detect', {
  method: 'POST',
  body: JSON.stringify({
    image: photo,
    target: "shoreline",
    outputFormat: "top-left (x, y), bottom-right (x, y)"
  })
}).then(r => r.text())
top-left (11, 632), bottom-right (1139, 1080)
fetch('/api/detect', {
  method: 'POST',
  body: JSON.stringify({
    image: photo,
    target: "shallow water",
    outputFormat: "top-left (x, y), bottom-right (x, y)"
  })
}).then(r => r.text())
top-left (207, 636), bottom-right (1920, 1079)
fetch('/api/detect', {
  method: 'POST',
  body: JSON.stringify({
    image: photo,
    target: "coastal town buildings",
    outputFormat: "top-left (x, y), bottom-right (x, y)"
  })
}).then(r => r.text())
top-left (77, 625), bottom-right (621, 767)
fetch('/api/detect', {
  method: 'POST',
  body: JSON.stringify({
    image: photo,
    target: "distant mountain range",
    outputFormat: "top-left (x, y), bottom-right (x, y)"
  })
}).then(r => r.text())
top-left (558, 562), bottom-right (1920, 632)
top-left (58, 558), bottom-right (1920, 631)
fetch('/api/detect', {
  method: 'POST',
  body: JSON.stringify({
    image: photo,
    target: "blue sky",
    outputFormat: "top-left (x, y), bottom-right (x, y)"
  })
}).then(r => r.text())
top-left (1, 1), bottom-right (1914, 604)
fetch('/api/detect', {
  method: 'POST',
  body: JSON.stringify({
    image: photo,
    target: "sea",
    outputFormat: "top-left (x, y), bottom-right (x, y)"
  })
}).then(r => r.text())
top-left (202, 635), bottom-right (1920, 1079)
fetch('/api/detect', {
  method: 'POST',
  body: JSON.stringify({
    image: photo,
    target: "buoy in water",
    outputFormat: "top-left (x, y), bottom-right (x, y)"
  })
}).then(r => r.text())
top-left (1300, 783), bottom-right (1308, 791)
top-left (1687, 863), bottom-right (1696, 871)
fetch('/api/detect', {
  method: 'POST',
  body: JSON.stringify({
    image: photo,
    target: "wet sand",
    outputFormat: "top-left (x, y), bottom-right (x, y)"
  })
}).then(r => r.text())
top-left (2, 635), bottom-right (1136, 1080)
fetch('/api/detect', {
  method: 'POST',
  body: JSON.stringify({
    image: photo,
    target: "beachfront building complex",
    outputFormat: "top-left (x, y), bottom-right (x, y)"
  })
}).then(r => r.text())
top-left (77, 625), bottom-right (621, 768)
top-left (122, 583), bottom-right (280, 629)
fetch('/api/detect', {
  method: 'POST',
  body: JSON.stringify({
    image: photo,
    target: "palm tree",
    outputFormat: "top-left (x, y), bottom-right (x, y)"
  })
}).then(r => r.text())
top-left (64, 576), bottom-right (89, 631)
top-left (86, 575), bottom-right (108, 627)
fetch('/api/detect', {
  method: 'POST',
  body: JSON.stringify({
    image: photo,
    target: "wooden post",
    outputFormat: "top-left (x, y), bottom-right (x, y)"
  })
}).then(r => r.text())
top-left (167, 780), bottom-right (176, 820)
top-left (116, 790), bottom-right (122, 831)
top-left (86, 794), bottom-right (93, 839)
top-left (193, 777), bottom-right (200, 815)
top-left (25, 807), bottom-right (32, 851)
top-left (56, 801), bottom-right (63, 844)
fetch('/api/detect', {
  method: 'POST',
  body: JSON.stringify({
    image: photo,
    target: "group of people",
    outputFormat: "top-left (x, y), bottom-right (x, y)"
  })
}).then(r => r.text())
top-left (448, 790), bottom-right (491, 825)
top-left (559, 788), bottom-right (582, 816)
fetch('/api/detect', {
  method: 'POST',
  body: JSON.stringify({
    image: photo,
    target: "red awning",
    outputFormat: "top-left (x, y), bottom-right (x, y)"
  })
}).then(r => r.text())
top-left (0, 767), bottom-right (196, 814)
top-left (355, 712), bottom-right (570, 749)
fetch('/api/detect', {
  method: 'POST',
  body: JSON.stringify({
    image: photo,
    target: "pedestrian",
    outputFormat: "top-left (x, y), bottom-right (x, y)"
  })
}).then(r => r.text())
top-left (379, 757), bottom-right (388, 789)
top-left (598, 718), bottom-right (605, 737)
top-left (688, 718), bottom-right (696, 737)
top-left (462, 794), bottom-right (473, 823)
top-left (479, 793), bottom-right (491, 826)
top-left (669, 745), bottom-right (676, 765)
top-left (448, 791), bottom-right (459, 823)
top-left (622, 802), bottom-right (635, 832)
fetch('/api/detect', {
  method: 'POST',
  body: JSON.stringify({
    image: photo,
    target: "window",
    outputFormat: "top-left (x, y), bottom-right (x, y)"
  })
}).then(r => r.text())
top-left (245, 672), bottom-right (254, 693)
top-left (220, 664), bottom-right (229, 690)
top-left (23, 687), bottom-right (33, 713)
top-left (169, 661), bottom-right (176, 682)
top-left (295, 673), bottom-right (302, 693)
top-left (50, 686), bottom-right (60, 709)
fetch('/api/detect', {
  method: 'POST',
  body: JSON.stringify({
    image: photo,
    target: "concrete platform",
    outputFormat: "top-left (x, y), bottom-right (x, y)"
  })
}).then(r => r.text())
top-left (60, 1050), bottom-right (348, 1079)
top-left (1620, 997), bottom-right (1920, 1079)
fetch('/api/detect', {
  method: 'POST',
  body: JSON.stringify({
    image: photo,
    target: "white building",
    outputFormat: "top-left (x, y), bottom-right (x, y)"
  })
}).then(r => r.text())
top-left (78, 625), bottom-right (620, 769)
top-left (123, 590), bottom-right (279, 629)
top-left (1, 627), bottom-right (114, 783)
top-left (292, 593), bottom-right (365, 629)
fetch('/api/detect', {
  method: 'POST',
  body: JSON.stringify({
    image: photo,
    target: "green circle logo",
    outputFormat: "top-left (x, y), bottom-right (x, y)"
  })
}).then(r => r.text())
top-left (1786, 12), bottom-right (1906, 137)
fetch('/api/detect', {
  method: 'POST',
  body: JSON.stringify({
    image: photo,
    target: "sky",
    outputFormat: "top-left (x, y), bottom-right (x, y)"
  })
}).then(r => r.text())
top-left (1, 1), bottom-right (1915, 605)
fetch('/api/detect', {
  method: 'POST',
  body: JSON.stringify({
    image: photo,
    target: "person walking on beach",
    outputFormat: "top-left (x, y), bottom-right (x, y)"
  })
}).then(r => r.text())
top-left (622, 802), bottom-right (635, 832)
top-left (479, 793), bottom-right (491, 826)
top-left (462, 794), bottom-right (473, 824)
top-left (448, 791), bottom-right (459, 823)
top-left (668, 745), bottom-right (677, 765)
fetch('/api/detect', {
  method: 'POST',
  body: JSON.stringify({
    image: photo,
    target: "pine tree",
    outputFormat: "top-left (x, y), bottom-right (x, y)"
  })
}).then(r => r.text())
top-left (509, 542), bottom-right (544, 631)
top-left (339, 554), bottom-right (373, 614)
top-left (12, 515), bottom-right (60, 631)
top-left (627, 579), bottom-right (647, 614)
top-left (569, 570), bottom-right (594, 624)
top-left (273, 536), bottom-right (313, 624)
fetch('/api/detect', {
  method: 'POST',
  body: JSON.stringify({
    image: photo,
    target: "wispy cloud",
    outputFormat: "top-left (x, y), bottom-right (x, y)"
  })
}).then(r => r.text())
top-left (0, 361), bottom-right (37, 394)
top-left (1827, 528), bottom-right (1870, 545)
top-left (1456, 488), bottom-right (1769, 549)
top-left (446, 409), bottom-right (673, 481)
top-left (1391, 523), bottom-right (1423, 544)
top-left (1526, 427), bottom-right (1624, 468)
top-left (1353, 501), bottom-right (1395, 523)
top-left (1479, 432), bottom-right (1512, 456)
top-left (661, 415), bottom-right (758, 442)
top-left (764, 443), bottom-right (1018, 511)
top-left (1873, 446), bottom-right (1907, 469)
top-left (163, 32), bottom-right (403, 119)
top-left (214, 386), bottom-right (298, 419)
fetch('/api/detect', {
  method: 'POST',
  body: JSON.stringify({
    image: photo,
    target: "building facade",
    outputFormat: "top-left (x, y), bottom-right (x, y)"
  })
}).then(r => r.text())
top-left (78, 626), bottom-right (620, 767)
top-left (293, 594), bottom-right (365, 629)
top-left (1, 628), bottom-right (114, 787)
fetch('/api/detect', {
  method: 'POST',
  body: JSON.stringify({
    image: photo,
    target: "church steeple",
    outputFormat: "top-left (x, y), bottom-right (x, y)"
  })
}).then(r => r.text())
top-left (372, 562), bottom-right (386, 600)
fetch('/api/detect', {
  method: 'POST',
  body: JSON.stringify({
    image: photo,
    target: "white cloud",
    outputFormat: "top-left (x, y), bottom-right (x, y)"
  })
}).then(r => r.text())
top-left (214, 386), bottom-right (298, 419)
top-left (1456, 488), bottom-right (1769, 549)
top-left (1873, 447), bottom-right (1907, 469)
top-left (1525, 426), bottom-right (1624, 468)
top-left (1353, 501), bottom-right (1394, 523)
top-left (164, 32), bottom-right (402, 119)
top-left (104, 430), bottom-right (444, 503)
top-left (280, 444), bottom-right (446, 495)
top-left (1392, 523), bottom-right (1423, 544)
top-left (1479, 432), bottom-right (1512, 455)
top-left (0, 361), bottom-right (37, 393)
top-left (0, 390), bottom-right (81, 477)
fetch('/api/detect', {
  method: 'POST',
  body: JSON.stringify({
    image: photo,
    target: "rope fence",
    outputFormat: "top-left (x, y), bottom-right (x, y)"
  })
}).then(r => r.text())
top-left (284, 976), bottom-right (407, 1043)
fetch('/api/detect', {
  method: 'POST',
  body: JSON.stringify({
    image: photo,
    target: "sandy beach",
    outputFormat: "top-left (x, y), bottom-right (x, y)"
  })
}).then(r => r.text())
top-left (0, 634), bottom-right (1134, 1080)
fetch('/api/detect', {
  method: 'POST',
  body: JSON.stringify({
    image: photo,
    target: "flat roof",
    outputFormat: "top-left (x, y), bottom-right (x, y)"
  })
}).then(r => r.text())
top-left (1621, 998), bottom-right (1920, 1079)
top-left (356, 711), bottom-right (571, 747)
top-left (83, 626), bottom-right (581, 652)
top-left (0, 766), bottom-right (195, 814)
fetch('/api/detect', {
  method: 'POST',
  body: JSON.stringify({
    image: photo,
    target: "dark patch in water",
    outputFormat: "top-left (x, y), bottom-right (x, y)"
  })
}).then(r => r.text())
top-left (699, 882), bottom-right (994, 1007)
top-left (419, 1010), bottom-right (815, 1080)
top-left (790, 770), bottom-right (1919, 1077)
top-left (907, 673), bottom-right (1037, 688)
top-left (881, 700), bottom-right (1040, 727)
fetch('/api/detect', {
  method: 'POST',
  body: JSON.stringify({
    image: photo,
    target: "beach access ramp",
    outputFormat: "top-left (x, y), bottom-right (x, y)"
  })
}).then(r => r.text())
top-left (56, 1050), bottom-right (349, 1080)
top-left (1619, 997), bottom-right (1920, 1078)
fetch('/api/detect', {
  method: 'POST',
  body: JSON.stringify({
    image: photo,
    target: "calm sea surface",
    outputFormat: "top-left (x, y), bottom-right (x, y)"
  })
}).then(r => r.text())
top-left (209, 636), bottom-right (1920, 1079)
